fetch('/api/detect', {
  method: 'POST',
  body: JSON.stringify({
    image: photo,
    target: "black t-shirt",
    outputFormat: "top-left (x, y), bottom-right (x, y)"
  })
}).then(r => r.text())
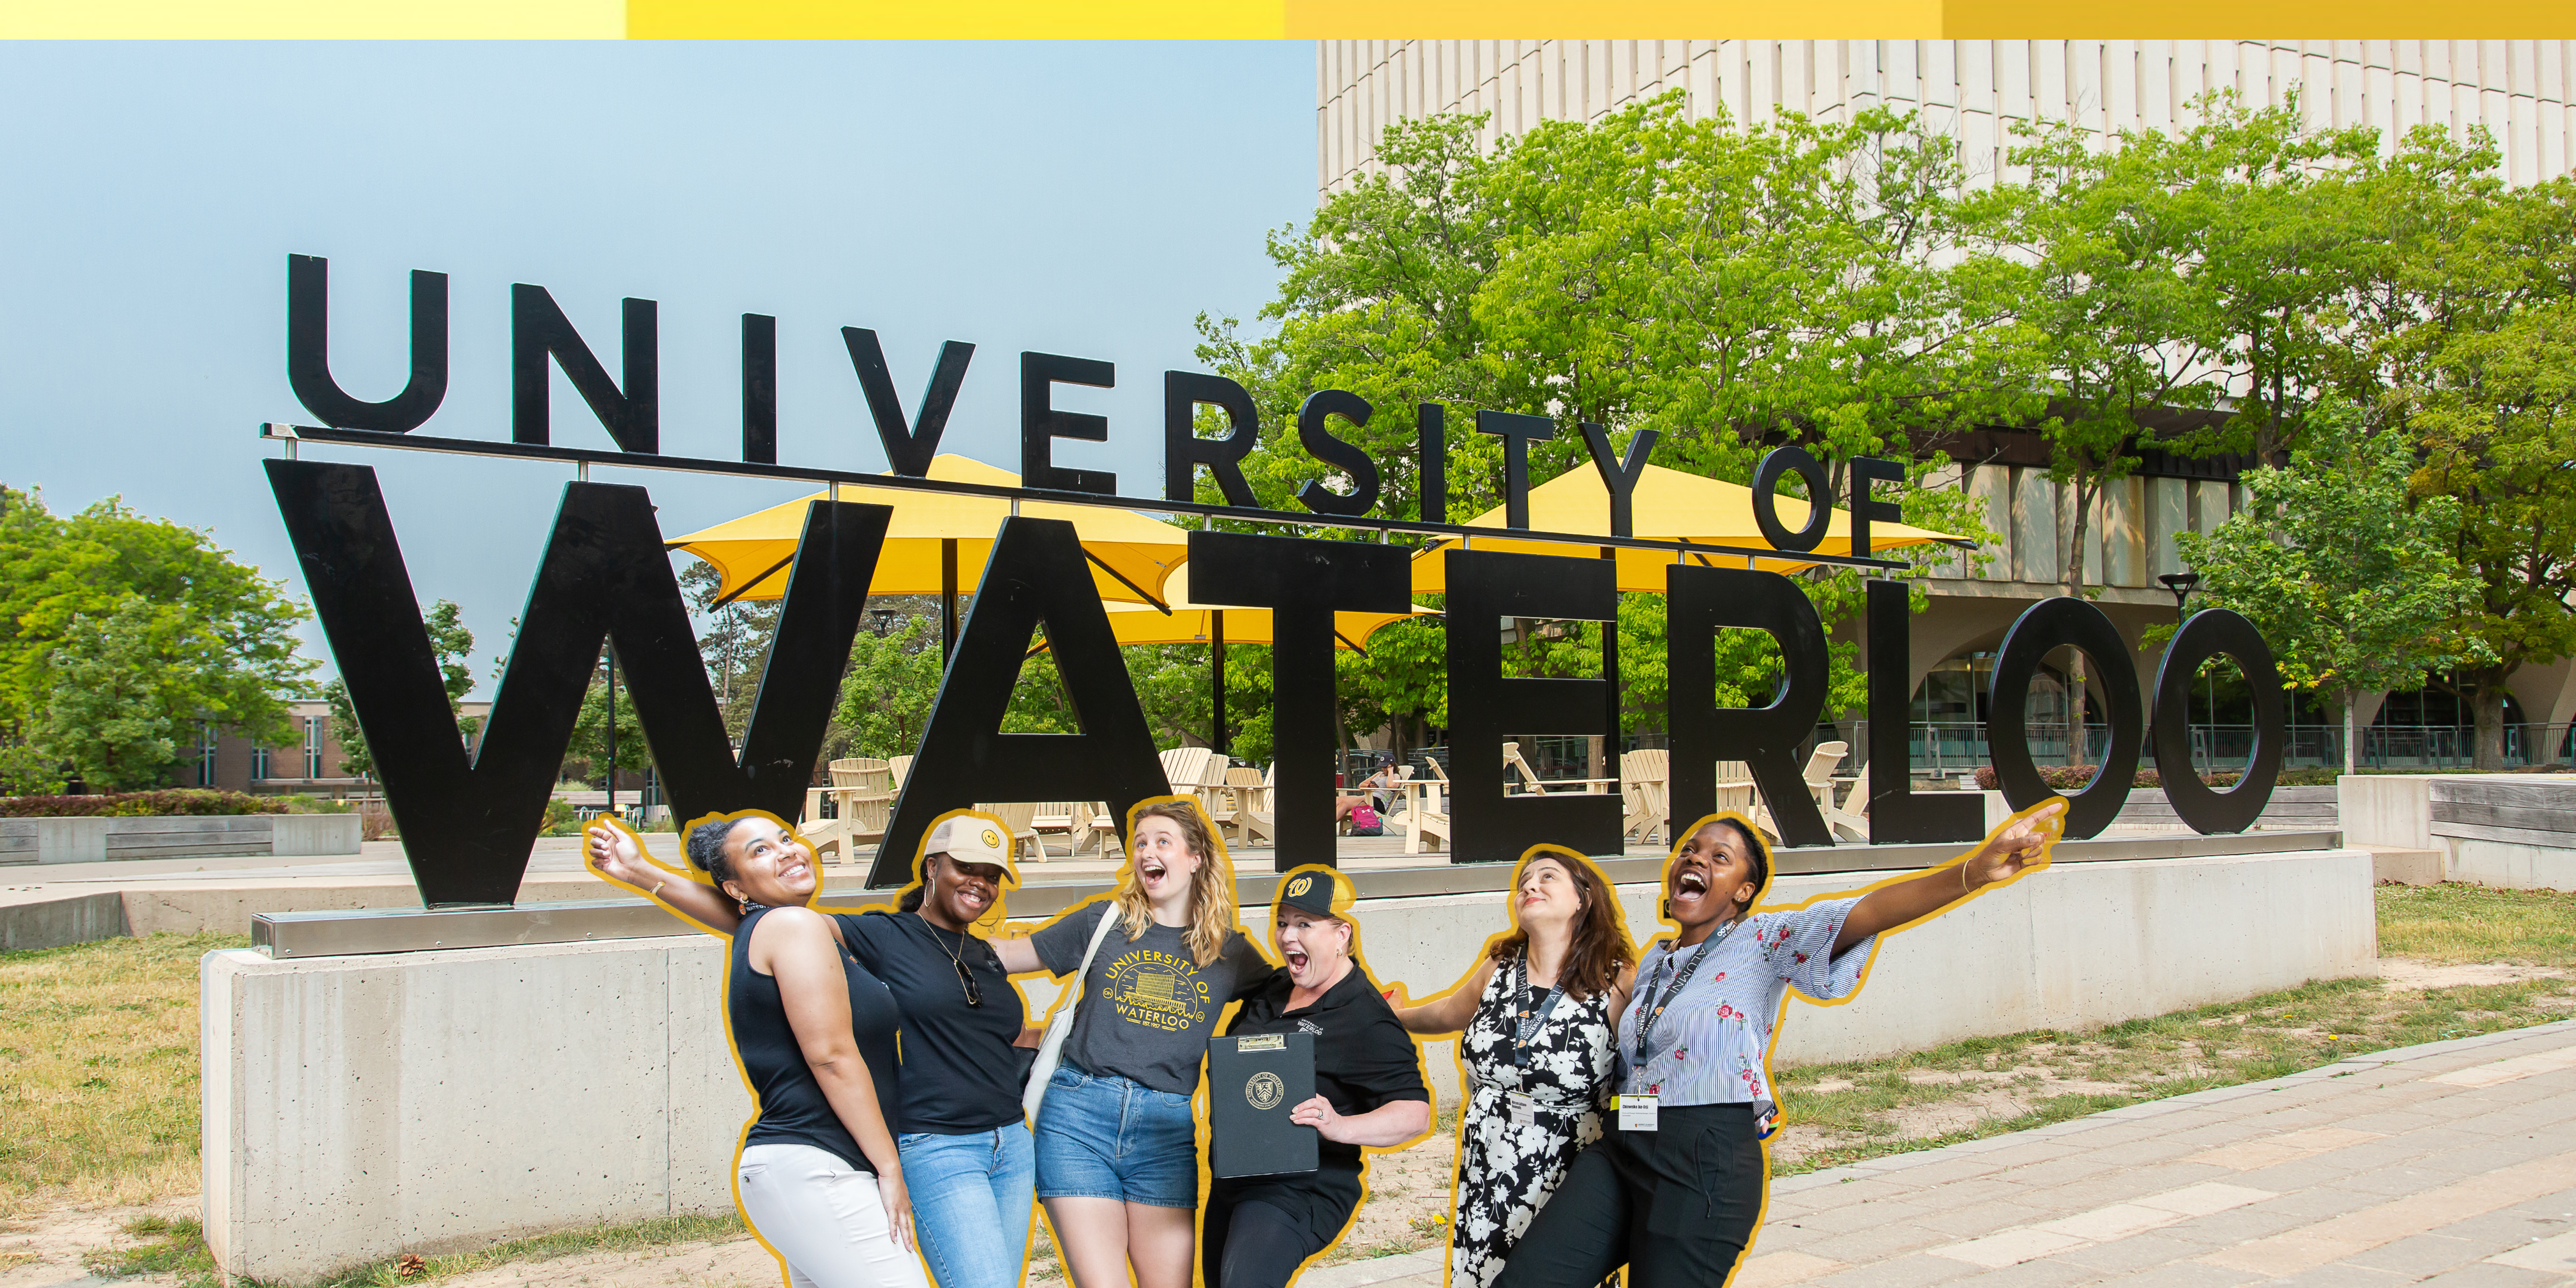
top-left (1031, 901), bottom-right (1277, 1095)
top-left (1211, 963), bottom-right (1430, 1246)
top-left (834, 910), bottom-right (1030, 1135)
top-left (730, 905), bottom-right (903, 1173)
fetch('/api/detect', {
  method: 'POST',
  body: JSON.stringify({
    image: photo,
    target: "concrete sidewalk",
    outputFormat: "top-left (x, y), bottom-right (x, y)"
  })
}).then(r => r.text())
top-left (1315, 1019), bottom-right (2576, 1288)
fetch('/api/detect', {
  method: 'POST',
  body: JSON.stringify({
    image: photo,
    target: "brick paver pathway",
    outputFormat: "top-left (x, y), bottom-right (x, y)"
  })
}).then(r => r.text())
top-left (1309, 1019), bottom-right (2576, 1288)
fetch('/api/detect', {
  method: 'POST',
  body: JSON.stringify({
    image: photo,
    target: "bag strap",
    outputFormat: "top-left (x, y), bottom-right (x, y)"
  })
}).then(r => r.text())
top-left (1065, 901), bottom-right (1120, 999)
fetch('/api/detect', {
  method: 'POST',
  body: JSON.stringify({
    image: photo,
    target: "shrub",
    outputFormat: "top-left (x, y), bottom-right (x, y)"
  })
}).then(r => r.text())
top-left (0, 789), bottom-right (294, 818)
top-left (1969, 765), bottom-right (2248, 791)
top-left (540, 798), bottom-right (583, 837)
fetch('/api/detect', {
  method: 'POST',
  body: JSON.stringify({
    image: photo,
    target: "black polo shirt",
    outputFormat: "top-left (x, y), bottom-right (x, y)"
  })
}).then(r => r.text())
top-left (833, 910), bottom-right (1030, 1134)
top-left (1212, 962), bottom-right (1430, 1246)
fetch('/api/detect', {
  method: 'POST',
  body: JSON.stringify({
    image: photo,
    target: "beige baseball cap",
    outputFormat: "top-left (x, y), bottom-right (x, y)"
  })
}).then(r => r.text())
top-left (925, 814), bottom-right (1021, 885)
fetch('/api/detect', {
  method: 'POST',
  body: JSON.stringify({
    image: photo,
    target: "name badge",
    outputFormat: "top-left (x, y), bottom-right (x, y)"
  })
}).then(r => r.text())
top-left (1616, 1094), bottom-right (1659, 1132)
top-left (1507, 1093), bottom-right (1536, 1128)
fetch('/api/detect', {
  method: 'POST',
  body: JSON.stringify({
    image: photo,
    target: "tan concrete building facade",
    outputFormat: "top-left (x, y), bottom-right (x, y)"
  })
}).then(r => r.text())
top-left (1320, 41), bottom-right (2576, 769)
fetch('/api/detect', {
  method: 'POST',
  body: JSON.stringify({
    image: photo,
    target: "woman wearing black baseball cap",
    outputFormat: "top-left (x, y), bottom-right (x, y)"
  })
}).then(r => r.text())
top-left (590, 810), bottom-right (1038, 1288)
top-left (1203, 864), bottom-right (1432, 1288)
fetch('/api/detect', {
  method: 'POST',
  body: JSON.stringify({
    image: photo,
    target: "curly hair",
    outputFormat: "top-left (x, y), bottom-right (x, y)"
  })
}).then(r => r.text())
top-left (1113, 799), bottom-right (1237, 966)
top-left (686, 817), bottom-right (748, 889)
top-left (1486, 849), bottom-right (1635, 1001)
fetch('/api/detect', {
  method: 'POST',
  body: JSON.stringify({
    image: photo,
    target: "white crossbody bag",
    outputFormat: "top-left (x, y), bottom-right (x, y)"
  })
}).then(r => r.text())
top-left (1023, 905), bottom-right (1121, 1123)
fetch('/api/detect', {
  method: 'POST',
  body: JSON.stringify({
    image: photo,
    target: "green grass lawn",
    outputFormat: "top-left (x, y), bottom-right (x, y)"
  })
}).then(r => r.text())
top-left (0, 931), bottom-right (246, 1218)
top-left (5, 884), bottom-right (2574, 1279)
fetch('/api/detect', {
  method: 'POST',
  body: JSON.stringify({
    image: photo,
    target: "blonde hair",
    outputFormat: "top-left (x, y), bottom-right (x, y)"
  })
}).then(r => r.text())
top-left (1114, 798), bottom-right (1236, 966)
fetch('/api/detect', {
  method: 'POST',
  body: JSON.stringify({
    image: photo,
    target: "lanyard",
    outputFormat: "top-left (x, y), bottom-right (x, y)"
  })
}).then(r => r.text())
top-left (1631, 922), bottom-right (1734, 1074)
top-left (1511, 955), bottom-right (1567, 1069)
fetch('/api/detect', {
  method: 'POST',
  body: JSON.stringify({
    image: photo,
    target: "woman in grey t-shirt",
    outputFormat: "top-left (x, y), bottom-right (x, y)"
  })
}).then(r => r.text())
top-left (992, 799), bottom-right (1274, 1288)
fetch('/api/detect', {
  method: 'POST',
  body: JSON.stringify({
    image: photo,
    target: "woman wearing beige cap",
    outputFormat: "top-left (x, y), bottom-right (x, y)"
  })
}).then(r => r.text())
top-left (591, 810), bottom-right (1038, 1288)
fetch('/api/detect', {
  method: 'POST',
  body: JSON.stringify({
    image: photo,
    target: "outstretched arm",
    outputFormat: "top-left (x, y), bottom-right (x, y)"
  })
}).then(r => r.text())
top-left (586, 821), bottom-right (742, 936)
top-left (1832, 800), bottom-right (2065, 956)
top-left (1391, 957), bottom-right (1497, 1037)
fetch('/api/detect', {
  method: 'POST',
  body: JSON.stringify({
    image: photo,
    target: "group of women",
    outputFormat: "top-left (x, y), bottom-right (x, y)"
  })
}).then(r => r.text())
top-left (585, 792), bottom-right (2064, 1288)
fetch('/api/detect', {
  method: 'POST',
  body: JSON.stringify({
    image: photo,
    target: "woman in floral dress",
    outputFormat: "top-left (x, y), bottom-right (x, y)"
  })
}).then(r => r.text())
top-left (1493, 803), bottom-right (2066, 1288)
top-left (1394, 848), bottom-right (1635, 1288)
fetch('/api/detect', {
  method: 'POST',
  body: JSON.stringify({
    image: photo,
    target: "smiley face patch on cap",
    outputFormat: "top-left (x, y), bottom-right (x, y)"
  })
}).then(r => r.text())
top-left (981, 828), bottom-right (1002, 851)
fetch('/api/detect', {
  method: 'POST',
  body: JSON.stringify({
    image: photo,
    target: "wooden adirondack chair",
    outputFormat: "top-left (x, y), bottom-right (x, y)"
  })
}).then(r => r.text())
top-left (1620, 748), bottom-right (1671, 844)
top-left (1749, 741), bottom-right (1847, 844)
top-left (804, 758), bottom-right (894, 865)
top-left (1821, 765), bottom-right (1871, 842)
top-left (1398, 772), bottom-right (1450, 854)
top-left (1504, 741), bottom-right (1615, 796)
top-left (888, 756), bottom-right (914, 788)
top-left (972, 800), bottom-right (1044, 861)
top-left (1027, 802), bottom-right (1091, 860)
top-left (1224, 766), bottom-right (1275, 848)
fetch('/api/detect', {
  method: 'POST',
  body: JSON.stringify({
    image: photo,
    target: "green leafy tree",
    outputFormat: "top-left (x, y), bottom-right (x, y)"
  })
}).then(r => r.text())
top-left (836, 615), bottom-right (945, 758)
top-left (1198, 101), bottom-right (1997, 743)
top-left (322, 599), bottom-right (475, 778)
top-left (568, 665), bottom-right (648, 789)
top-left (2177, 405), bottom-right (2483, 773)
top-left (2404, 286), bottom-right (2576, 768)
top-left (0, 487), bottom-right (314, 790)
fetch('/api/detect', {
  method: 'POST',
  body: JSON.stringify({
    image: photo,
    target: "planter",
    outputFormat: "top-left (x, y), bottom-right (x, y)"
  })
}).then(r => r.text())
top-left (0, 813), bottom-right (362, 864)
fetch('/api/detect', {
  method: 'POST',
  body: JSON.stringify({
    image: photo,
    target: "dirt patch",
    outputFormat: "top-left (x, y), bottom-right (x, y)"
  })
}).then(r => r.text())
top-left (2376, 958), bottom-right (2569, 991)
top-left (0, 1199), bottom-right (195, 1288)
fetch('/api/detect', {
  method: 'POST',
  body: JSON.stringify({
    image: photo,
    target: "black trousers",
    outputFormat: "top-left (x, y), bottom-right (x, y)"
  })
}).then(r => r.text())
top-left (1203, 1195), bottom-right (1329, 1288)
top-left (1490, 1104), bottom-right (1765, 1288)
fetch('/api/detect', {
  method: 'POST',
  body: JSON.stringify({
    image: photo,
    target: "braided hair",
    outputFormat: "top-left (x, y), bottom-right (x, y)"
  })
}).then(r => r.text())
top-left (685, 817), bottom-right (747, 889)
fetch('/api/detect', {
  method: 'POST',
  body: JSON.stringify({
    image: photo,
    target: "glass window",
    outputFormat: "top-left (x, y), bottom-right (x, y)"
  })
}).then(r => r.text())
top-left (304, 717), bottom-right (323, 780)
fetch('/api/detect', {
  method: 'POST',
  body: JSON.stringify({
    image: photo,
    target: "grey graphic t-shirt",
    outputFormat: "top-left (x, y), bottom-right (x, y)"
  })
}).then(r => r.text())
top-left (1031, 901), bottom-right (1275, 1095)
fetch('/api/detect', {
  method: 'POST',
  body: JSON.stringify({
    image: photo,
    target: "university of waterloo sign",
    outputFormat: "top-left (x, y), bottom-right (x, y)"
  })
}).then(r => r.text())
top-left (272, 257), bottom-right (2287, 907)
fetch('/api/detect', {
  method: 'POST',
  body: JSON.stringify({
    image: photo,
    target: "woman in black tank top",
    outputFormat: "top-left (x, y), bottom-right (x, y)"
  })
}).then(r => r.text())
top-left (613, 812), bottom-right (927, 1288)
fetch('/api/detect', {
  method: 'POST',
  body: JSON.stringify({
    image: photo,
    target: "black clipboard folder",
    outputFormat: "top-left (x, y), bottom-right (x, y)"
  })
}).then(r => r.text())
top-left (1208, 1032), bottom-right (1318, 1178)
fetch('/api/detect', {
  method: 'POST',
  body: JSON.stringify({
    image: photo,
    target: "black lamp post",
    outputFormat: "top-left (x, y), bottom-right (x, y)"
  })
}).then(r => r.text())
top-left (2157, 571), bottom-right (2201, 623)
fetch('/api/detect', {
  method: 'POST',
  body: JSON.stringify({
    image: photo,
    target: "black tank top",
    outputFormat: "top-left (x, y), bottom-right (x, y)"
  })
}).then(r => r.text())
top-left (730, 905), bottom-right (903, 1173)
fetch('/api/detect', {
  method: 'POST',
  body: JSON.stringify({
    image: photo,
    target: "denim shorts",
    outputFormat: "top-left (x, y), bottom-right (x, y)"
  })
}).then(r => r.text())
top-left (1031, 1061), bottom-right (1199, 1209)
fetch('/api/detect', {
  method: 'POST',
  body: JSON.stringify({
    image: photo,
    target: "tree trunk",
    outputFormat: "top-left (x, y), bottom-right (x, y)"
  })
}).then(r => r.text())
top-left (2470, 668), bottom-right (2510, 771)
top-left (2063, 479), bottom-right (2095, 766)
top-left (2340, 686), bottom-right (2359, 777)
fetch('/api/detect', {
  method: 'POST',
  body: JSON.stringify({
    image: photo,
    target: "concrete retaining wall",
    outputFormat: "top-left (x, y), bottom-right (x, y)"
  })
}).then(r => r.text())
top-left (2335, 774), bottom-right (2576, 890)
top-left (0, 814), bottom-right (361, 864)
top-left (0, 889), bottom-right (130, 951)
top-left (202, 843), bottom-right (2374, 1283)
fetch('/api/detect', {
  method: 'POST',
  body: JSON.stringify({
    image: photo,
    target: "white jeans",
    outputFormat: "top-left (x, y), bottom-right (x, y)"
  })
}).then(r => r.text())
top-left (737, 1143), bottom-right (930, 1288)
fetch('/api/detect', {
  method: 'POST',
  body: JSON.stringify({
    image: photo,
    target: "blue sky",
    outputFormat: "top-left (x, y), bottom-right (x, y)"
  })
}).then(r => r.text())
top-left (0, 41), bottom-right (1316, 693)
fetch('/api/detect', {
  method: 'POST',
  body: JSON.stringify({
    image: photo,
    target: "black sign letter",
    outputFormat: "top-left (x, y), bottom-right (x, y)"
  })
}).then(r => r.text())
top-left (1021, 352), bottom-right (1117, 495)
top-left (512, 285), bottom-right (658, 453)
top-left (1164, 371), bottom-right (1261, 507)
top-left (1296, 391), bottom-right (1381, 518)
top-left (1188, 531), bottom-right (1410, 868)
top-left (1668, 564), bottom-right (1834, 847)
top-left (1444, 548), bottom-right (1620, 862)
top-left (2151, 609), bottom-right (2285, 833)
top-left (848, 328), bottom-right (973, 478)
top-left (268, 461), bottom-right (885, 905)
top-left (871, 516), bottom-right (1169, 885)
top-left (1987, 596), bottom-right (2145, 838)
top-left (286, 254), bottom-right (448, 434)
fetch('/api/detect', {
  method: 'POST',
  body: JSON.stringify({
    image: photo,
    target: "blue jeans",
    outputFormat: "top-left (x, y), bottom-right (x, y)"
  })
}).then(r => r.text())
top-left (1032, 1062), bottom-right (1200, 1208)
top-left (897, 1123), bottom-right (1036, 1288)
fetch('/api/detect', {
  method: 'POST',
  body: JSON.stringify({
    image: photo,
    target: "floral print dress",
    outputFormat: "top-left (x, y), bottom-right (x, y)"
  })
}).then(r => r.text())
top-left (1447, 952), bottom-right (1618, 1288)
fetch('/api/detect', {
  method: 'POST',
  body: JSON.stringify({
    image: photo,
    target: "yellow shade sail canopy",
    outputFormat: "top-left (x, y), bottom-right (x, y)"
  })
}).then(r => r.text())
top-left (1410, 461), bottom-right (1968, 594)
top-left (666, 455), bottom-right (1190, 605)
top-left (1094, 565), bottom-right (1438, 650)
